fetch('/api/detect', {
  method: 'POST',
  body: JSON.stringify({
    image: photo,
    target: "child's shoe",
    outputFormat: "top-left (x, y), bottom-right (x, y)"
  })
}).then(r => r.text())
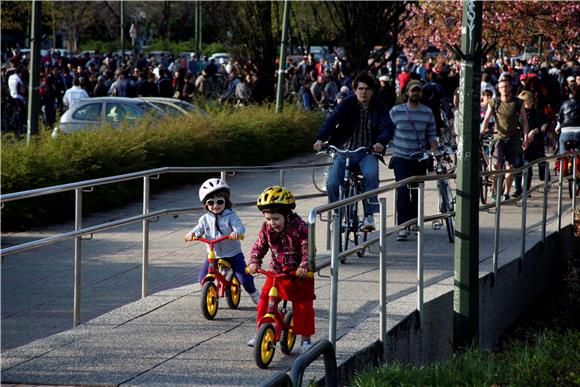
top-left (249, 290), bottom-right (260, 305)
top-left (300, 339), bottom-right (313, 354)
top-left (247, 337), bottom-right (256, 347)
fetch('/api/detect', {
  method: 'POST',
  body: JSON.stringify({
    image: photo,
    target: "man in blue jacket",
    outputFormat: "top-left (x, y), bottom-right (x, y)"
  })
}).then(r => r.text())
top-left (313, 73), bottom-right (394, 231)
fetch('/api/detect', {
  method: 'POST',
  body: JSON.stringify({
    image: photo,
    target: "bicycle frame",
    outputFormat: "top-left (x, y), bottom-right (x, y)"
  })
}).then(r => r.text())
top-left (192, 235), bottom-right (240, 293)
top-left (256, 268), bottom-right (291, 341)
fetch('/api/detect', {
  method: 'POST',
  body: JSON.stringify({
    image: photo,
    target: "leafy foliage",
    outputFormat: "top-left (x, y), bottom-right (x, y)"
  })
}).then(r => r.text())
top-left (1, 106), bottom-right (323, 230)
top-left (400, 1), bottom-right (580, 58)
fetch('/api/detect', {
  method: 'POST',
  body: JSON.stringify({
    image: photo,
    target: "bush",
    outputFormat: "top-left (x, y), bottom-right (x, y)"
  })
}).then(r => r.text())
top-left (1, 105), bottom-right (324, 230)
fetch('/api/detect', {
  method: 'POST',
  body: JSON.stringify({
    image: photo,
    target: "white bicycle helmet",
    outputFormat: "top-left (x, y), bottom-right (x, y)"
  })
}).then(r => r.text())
top-left (198, 178), bottom-right (230, 203)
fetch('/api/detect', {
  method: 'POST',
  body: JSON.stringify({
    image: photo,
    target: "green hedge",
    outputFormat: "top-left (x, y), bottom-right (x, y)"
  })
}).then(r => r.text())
top-left (1, 105), bottom-right (323, 230)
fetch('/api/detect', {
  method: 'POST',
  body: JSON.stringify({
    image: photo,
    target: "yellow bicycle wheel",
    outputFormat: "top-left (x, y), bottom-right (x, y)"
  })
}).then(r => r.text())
top-left (201, 281), bottom-right (218, 320)
top-left (254, 323), bottom-right (276, 369)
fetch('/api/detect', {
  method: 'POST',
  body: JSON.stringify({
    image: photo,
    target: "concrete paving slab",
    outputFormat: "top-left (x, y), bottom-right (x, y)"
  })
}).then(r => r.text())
top-left (1, 152), bottom-right (574, 385)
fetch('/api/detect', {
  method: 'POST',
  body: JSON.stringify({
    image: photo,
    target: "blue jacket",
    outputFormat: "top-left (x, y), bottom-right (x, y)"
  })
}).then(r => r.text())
top-left (316, 94), bottom-right (394, 148)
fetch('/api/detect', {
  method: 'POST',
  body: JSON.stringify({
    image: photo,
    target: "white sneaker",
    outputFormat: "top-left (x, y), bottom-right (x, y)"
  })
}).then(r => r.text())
top-left (247, 337), bottom-right (255, 347)
top-left (300, 340), bottom-right (313, 354)
top-left (410, 224), bottom-right (419, 232)
top-left (396, 230), bottom-right (410, 241)
top-left (361, 215), bottom-right (375, 231)
top-left (249, 290), bottom-right (260, 305)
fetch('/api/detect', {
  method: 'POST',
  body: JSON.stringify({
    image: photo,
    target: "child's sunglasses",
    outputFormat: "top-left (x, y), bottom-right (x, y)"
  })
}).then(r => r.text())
top-left (206, 199), bottom-right (225, 206)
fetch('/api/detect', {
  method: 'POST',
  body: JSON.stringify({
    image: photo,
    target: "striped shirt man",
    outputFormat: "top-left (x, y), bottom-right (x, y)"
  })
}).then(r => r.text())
top-left (389, 103), bottom-right (436, 159)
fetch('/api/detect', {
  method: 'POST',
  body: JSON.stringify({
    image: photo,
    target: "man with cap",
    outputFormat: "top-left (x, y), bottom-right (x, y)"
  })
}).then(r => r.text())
top-left (389, 80), bottom-right (439, 241)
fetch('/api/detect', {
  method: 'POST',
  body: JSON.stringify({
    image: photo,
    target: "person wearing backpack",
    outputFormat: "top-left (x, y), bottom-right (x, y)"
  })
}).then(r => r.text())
top-left (481, 75), bottom-right (530, 200)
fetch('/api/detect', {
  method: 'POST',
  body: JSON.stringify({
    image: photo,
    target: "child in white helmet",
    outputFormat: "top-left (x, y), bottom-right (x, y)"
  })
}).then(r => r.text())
top-left (185, 178), bottom-right (260, 304)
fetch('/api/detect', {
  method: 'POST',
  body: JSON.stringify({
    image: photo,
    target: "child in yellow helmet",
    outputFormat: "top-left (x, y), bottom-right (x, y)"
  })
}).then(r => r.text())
top-left (247, 186), bottom-right (315, 353)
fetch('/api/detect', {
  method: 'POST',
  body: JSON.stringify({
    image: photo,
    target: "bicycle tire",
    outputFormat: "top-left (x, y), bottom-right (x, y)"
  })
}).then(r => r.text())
top-left (343, 183), bottom-right (361, 254)
top-left (312, 166), bottom-right (328, 193)
top-left (254, 323), bottom-right (276, 369)
top-left (438, 180), bottom-right (455, 243)
top-left (337, 187), bottom-right (347, 264)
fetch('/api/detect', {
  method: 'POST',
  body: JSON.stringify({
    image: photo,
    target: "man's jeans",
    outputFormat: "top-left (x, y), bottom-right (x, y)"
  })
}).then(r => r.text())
top-left (392, 156), bottom-right (427, 226)
top-left (326, 151), bottom-right (379, 215)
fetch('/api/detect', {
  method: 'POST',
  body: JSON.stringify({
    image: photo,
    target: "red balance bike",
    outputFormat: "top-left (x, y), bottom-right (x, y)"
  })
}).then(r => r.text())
top-left (190, 235), bottom-right (243, 320)
top-left (251, 268), bottom-right (313, 369)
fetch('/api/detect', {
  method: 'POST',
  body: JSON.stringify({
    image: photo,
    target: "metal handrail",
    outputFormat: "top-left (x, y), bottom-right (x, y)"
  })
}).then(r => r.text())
top-left (0, 161), bottom-right (331, 327)
top-left (0, 163), bottom-right (332, 203)
top-left (1, 151), bottom-right (575, 351)
top-left (307, 151), bottom-right (576, 350)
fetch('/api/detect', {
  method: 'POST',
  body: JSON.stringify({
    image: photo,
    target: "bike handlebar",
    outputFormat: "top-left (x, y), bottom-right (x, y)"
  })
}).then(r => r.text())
top-left (247, 267), bottom-right (314, 279)
top-left (317, 144), bottom-right (383, 157)
top-left (188, 234), bottom-right (244, 245)
top-left (410, 145), bottom-right (454, 162)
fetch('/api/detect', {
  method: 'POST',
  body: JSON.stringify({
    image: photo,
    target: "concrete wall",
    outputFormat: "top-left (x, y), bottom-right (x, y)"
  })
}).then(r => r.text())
top-left (334, 226), bottom-right (573, 384)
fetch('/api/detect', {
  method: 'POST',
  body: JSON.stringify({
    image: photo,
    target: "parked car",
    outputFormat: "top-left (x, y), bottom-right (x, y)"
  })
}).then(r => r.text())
top-left (52, 97), bottom-right (166, 137)
top-left (209, 52), bottom-right (231, 64)
top-left (138, 97), bottom-right (206, 116)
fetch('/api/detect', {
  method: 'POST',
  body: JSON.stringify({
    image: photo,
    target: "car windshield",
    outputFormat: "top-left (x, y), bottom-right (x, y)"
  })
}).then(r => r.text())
top-left (138, 103), bottom-right (166, 120)
top-left (149, 102), bottom-right (184, 116)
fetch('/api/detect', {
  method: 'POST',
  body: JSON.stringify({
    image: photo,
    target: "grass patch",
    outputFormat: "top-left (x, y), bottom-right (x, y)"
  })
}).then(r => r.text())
top-left (1, 104), bottom-right (324, 230)
top-left (349, 329), bottom-right (580, 387)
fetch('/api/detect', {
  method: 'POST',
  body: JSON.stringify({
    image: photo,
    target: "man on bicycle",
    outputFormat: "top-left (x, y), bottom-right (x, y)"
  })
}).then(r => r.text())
top-left (313, 73), bottom-right (394, 231)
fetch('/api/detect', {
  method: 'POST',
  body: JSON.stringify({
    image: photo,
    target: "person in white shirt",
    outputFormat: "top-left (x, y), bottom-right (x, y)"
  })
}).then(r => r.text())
top-left (63, 77), bottom-right (89, 109)
top-left (8, 65), bottom-right (26, 101)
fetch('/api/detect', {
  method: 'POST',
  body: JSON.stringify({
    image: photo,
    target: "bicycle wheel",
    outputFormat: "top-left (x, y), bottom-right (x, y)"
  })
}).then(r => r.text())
top-left (343, 184), bottom-right (359, 255)
top-left (280, 310), bottom-right (296, 355)
top-left (357, 230), bottom-right (368, 258)
top-left (201, 281), bottom-right (219, 320)
top-left (337, 187), bottom-right (347, 264)
top-left (312, 165), bottom-right (328, 193)
top-left (254, 323), bottom-right (276, 369)
top-left (479, 158), bottom-right (489, 204)
top-left (225, 271), bottom-right (241, 309)
top-left (438, 181), bottom-right (455, 243)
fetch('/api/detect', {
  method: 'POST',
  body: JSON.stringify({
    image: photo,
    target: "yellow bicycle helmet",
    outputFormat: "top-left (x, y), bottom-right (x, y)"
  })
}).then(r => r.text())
top-left (256, 186), bottom-right (296, 210)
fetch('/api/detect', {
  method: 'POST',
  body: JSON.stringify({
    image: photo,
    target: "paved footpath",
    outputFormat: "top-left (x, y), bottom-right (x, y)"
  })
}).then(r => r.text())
top-left (0, 153), bottom-right (570, 386)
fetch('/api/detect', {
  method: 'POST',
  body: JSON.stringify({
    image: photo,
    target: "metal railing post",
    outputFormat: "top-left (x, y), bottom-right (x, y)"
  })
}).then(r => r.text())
top-left (520, 168), bottom-right (528, 265)
top-left (573, 153), bottom-right (577, 216)
top-left (326, 211), bottom-right (331, 250)
top-left (492, 174), bottom-right (504, 276)
top-left (220, 171), bottom-right (226, 181)
top-left (379, 197), bottom-right (388, 362)
top-left (73, 188), bottom-right (82, 327)
top-left (142, 176), bottom-right (150, 298)
top-left (329, 212), bottom-right (340, 347)
top-left (279, 169), bottom-right (285, 186)
top-left (557, 157), bottom-right (563, 232)
top-left (392, 189), bottom-right (397, 226)
top-left (542, 163), bottom-right (549, 245)
top-left (417, 182), bottom-right (424, 326)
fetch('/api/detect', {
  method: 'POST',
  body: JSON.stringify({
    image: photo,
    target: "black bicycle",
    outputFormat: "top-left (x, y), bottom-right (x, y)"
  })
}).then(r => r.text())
top-left (316, 144), bottom-right (374, 261)
top-left (479, 134), bottom-right (493, 204)
top-left (412, 146), bottom-right (455, 243)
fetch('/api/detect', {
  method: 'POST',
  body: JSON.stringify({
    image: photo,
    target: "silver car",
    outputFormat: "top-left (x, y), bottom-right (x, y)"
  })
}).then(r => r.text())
top-left (52, 97), bottom-right (166, 137)
top-left (138, 97), bottom-right (206, 116)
